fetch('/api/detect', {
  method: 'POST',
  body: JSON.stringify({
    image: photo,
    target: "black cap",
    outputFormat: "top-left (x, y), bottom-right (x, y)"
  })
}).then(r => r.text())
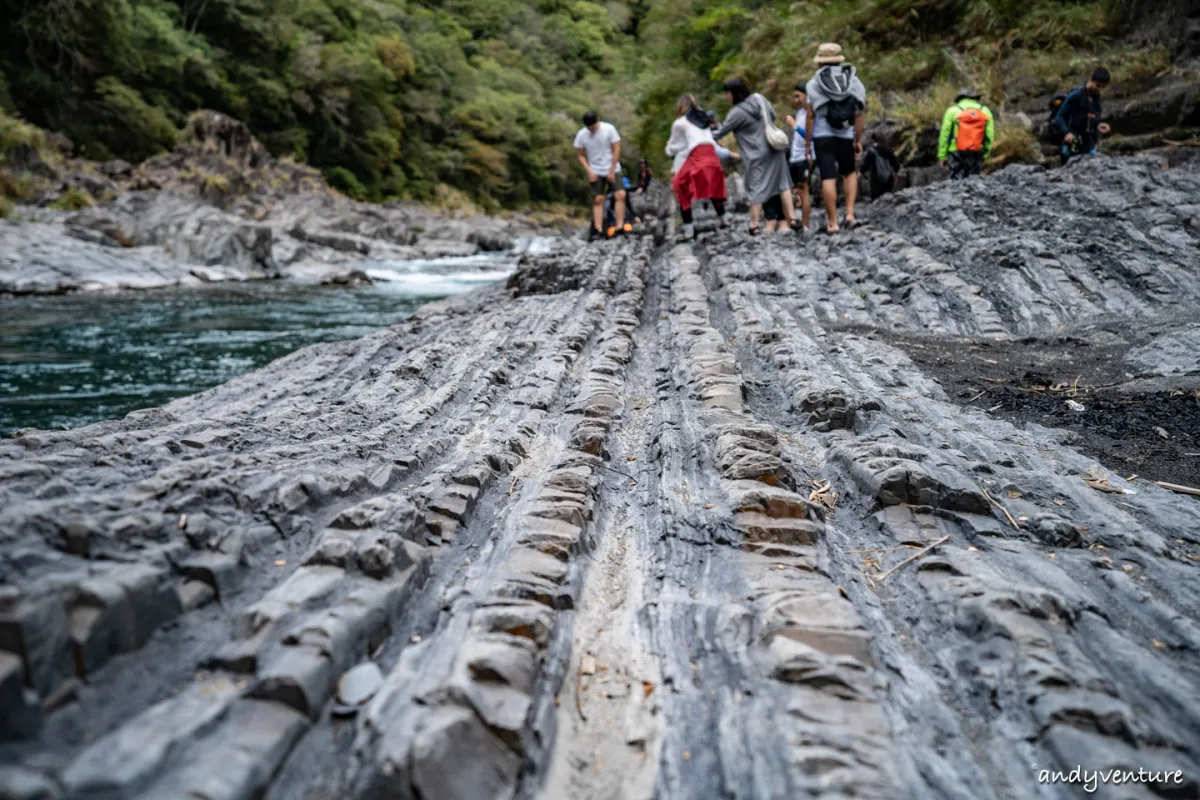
top-left (582, 110), bottom-right (598, 126)
top-left (955, 87), bottom-right (982, 102)
top-left (1091, 67), bottom-right (1110, 83)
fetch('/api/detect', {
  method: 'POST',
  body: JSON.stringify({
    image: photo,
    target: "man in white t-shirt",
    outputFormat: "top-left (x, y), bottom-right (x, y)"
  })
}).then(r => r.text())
top-left (574, 111), bottom-right (629, 240)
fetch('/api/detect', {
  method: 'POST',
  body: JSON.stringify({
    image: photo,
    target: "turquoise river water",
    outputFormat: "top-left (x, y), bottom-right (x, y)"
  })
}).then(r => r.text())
top-left (0, 254), bottom-right (514, 434)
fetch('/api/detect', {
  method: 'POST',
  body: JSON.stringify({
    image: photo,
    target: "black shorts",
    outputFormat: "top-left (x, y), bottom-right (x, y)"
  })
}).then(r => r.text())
top-left (762, 194), bottom-right (784, 221)
top-left (789, 161), bottom-right (810, 186)
top-left (814, 137), bottom-right (857, 181)
top-left (589, 176), bottom-right (620, 198)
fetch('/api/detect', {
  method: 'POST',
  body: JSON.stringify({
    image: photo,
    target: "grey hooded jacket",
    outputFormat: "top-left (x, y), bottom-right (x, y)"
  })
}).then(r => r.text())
top-left (806, 64), bottom-right (867, 118)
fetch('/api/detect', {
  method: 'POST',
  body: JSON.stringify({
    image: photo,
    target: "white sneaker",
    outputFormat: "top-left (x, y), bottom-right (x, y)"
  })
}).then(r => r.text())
top-left (677, 223), bottom-right (695, 242)
top-left (717, 216), bottom-right (728, 229)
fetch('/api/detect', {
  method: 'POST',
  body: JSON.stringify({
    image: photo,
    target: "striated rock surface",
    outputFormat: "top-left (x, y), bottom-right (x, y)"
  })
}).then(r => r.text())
top-left (1, 155), bottom-right (1199, 799)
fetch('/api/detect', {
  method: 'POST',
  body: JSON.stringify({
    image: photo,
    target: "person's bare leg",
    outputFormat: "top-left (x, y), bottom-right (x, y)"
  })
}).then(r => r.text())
top-left (844, 173), bottom-right (859, 224)
top-left (779, 190), bottom-right (795, 232)
top-left (800, 182), bottom-right (812, 229)
top-left (765, 220), bottom-right (778, 233)
top-left (750, 203), bottom-right (762, 230)
top-left (593, 195), bottom-right (604, 232)
top-left (615, 190), bottom-right (627, 228)
top-left (822, 180), bottom-right (839, 231)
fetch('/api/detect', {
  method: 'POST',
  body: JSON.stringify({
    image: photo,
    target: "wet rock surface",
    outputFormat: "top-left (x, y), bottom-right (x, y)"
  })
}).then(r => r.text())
top-left (2, 154), bottom-right (1200, 799)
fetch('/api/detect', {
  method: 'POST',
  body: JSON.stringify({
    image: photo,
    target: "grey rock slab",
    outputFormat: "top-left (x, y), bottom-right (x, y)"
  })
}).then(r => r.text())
top-left (1125, 324), bottom-right (1200, 376)
top-left (62, 679), bottom-right (239, 797)
top-left (0, 651), bottom-right (42, 741)
top-left (337, 661), bottom-right (384, 707)
top-left (0, 765), bottom-right (61, 800)
top-left (409, 706), bottom-right (521, 800)
top-left (249, 644), bottom-right (332, 719)
top-left (134, 699), bottom-right (310, 800)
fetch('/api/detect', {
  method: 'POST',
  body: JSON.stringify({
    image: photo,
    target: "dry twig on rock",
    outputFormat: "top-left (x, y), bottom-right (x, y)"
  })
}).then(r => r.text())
top-left (1084, 467), bottom-right (1127, 495)
top-left (877, 536), bottom-right (952, 583)
top-left (1154, 481), bottom-right (1200, 498)
top-left (981, 488), bottom-right (1022, 530)
top-left (807, 480), bottom-right (839, 510)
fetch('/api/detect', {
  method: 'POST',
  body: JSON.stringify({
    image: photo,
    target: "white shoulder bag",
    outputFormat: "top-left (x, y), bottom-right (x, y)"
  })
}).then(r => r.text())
top-left (759, 97), bottom-right (790, 151)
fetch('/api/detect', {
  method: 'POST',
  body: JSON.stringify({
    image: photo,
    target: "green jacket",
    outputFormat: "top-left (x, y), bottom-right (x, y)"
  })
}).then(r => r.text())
top-left (938, 99), bottom-right (994, 160)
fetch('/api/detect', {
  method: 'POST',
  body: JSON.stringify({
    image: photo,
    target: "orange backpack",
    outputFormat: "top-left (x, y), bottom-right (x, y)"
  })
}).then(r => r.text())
top-left (955, 107), bottom-right (988, 152)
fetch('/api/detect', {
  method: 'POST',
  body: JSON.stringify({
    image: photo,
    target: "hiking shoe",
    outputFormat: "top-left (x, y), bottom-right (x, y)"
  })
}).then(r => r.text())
top-left (587, 227), bottom-right (603, 242)
top-left (606, 226), bottom-right (617, 239)
top-left (717, 216), bottom-right (729, 229)
top-left (622, 223), bottom-right (633, 234)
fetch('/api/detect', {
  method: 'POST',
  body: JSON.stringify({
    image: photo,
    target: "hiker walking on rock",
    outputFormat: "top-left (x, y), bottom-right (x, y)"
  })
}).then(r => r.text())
top-left (666, 95), bottom-right (729, 240)
top-left (938, 88), bottom-right (994, 179)
top-left (1052, 67), bottom-right (1111, 165)
top-left (785, 84), bottom-right (814, 231)
top-left (575, 110), bottom-right (630, 240)
top-left (713, 77), bottom-right (794, 235)
top-left (804, 43), bottom-right (867, 234)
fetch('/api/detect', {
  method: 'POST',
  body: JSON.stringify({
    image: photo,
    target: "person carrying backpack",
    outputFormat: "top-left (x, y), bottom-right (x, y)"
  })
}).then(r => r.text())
top-left (804, 43), bottom-right (867, 234)
top-left (937, 88), bottom-right (994, 180)
top-left (861, 138), bottom-right (900, 200)
top-left (1052, 67), bottom-right (1111, 165)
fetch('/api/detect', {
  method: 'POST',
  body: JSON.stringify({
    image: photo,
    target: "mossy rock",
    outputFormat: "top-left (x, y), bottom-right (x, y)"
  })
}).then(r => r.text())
top-left (49, 187), bottom-right (95, 211)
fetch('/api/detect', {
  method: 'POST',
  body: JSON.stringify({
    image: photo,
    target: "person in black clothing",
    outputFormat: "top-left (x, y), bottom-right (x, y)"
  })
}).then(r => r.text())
top-left (861, 139), bottom-right (900, 200)
top-left (629, 159), bottom-right (652, 224)
top-left (1052, 67), bottom-right (1111, 164)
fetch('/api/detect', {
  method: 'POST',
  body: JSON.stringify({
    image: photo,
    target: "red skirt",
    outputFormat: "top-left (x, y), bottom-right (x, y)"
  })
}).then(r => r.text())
top-left (672, 144), bottom-right (727, 212)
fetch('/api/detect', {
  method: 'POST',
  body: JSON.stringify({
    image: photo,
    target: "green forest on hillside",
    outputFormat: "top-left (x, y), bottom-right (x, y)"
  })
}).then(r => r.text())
top-left (0, 0), bottom-right (1179, 209)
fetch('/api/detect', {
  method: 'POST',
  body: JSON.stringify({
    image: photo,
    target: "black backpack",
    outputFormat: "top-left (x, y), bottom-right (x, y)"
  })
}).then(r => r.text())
top-left (869, 148), bottom-right (894, 186)
top-left (1044, 92), bottom-right (1069, 142)
top-left (826, 96), bottom-right (859, 130)
top-left (1047, 92), bottom-right (1068, 124)
top-left (817, 66), bottom-right (860, 130)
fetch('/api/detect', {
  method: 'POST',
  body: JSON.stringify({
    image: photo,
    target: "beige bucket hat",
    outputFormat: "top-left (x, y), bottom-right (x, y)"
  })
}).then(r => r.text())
top-left (814, 43), bottom-right (846, 66)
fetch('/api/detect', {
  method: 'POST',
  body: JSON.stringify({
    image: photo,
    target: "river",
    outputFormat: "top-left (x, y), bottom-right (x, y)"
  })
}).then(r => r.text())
top-left (0, 253), bottom-right (516, 434)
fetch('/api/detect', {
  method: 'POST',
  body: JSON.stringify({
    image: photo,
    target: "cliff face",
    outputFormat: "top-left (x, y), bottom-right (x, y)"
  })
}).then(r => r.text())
top-left (1124, 0), bottom-right (1200, 61)
top-left (2, 154), bottom-right (1199, 797)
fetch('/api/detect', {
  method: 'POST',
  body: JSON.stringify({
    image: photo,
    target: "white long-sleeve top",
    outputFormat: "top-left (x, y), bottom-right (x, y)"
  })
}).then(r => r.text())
top-left (665, 116), bottom-right (717, 174)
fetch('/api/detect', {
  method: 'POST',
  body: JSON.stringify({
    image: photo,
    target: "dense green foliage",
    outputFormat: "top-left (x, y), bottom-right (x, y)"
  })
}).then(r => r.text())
top-left (0, 0), bottom-right (643, 206)
top-left (633, 0), bottom-right (1165, 164)
top-left (0, 0), bottom-right (1172, 204)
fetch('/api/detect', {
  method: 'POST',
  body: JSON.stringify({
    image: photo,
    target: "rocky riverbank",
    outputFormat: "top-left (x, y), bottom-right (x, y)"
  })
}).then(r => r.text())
top-left (1, 113), bottom-right (576, 295)
top-left (1, 154), bottom-right (1199, 798)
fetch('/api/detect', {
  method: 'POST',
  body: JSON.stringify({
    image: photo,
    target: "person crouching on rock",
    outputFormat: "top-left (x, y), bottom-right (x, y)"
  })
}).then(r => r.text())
top-left (938, 88), bottom-right (994, 179)
top-left (862, 136), bottom-right (901, 200)
top-left (713, 77), bottom-right (795, 236)
top-left (804, 43), bottom-right (867, 234)
top-left (630, 159), bottom-right (652, 225)
top-left (666, 94), bottom-right (730, 241)
top-left (575, 110), bottom-right (631, 241)
top-left (1052, 67), bottom-right (1111, 165)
